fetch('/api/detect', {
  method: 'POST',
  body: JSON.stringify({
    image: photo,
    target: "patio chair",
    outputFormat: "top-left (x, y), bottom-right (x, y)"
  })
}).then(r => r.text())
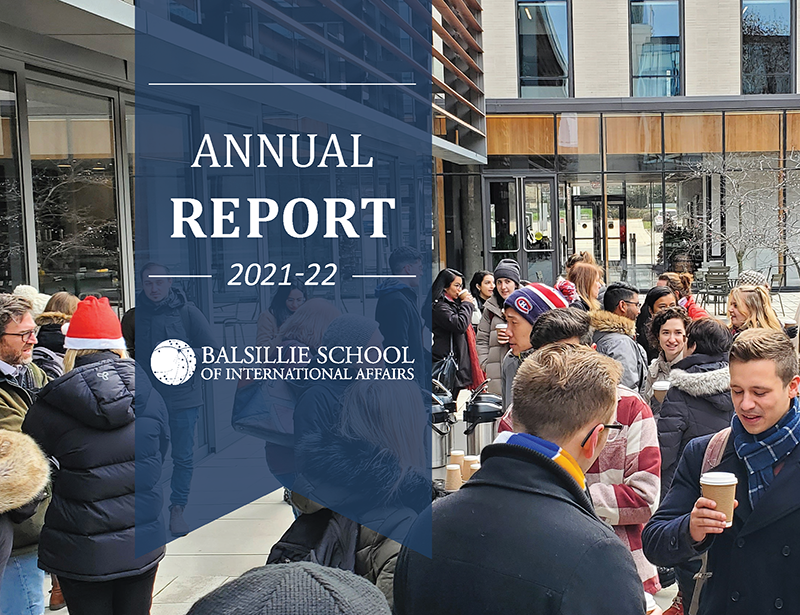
top-left (704, 272), bottom-right (731, 316)
top-left (770, 272), bottom-right (786, 315)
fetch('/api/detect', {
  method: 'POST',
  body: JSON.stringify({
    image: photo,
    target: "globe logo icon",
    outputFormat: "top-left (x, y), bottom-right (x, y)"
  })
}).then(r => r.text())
top-left (151, 339), bottom-right (197, 386)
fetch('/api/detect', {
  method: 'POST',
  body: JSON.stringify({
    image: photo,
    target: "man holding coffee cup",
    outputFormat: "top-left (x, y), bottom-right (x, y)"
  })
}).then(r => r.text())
top-left (643, 328), bottom-right (800, 615)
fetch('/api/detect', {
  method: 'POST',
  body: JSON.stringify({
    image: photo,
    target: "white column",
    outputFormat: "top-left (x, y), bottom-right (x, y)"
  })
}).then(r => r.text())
top-left (685, 0), bottom-right (741, 95)
top-left (482, 0), bottom-right (519, 98)
top-left (572, 0), bottom-right (630, 97)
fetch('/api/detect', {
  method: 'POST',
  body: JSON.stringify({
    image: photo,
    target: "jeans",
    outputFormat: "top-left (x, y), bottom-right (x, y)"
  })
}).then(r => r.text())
top-left (0, 551), bottom-right (45, 615)
top-left (59, 566), bottom-right (157, 615)
top-left (168, 407), bottom-right (199, 507)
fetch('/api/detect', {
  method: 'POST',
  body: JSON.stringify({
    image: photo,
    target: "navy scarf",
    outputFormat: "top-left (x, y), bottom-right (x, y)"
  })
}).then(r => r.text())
top-left (732, 397), bottom-right (800, 508)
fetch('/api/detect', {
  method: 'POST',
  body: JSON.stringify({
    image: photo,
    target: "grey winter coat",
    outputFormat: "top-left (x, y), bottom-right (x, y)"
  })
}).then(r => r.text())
top-left (590, 311), bottom-right (649, 397)
top-left (657, 353), bottom-right (734, 499)
top-left (476, 296), bottom-right (507, 395)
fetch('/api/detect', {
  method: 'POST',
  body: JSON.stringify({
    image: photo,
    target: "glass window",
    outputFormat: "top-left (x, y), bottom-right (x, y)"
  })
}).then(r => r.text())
top-left (0, 71), bottom-right (26, 291)
top-left (27, 83), bottom-right (123, 314)
top-left (742, 0), bottom-right (793, 94)
top-left (489, 180), bottom-right (518, 252)
top-left (604, 113), bottom-right (662, 172)
top-left (663, 112), bottom-right (722, 170)
top-left (630, 0), bottom-right (681, 97)
top-left (518, 1), bottom-right (570, 98)
top-left (556, 113), bottom-right (601, 172)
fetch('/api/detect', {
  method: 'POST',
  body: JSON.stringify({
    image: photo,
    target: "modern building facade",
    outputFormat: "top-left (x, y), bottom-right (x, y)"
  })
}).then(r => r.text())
top-left (441, 0), bottom-right (800, 288)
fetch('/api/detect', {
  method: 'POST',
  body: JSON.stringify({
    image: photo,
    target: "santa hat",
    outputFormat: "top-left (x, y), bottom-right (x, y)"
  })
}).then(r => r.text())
top-left (64, 296), bottom-right (125, 350)
top-left (504, 283), bottom-right (569, 326)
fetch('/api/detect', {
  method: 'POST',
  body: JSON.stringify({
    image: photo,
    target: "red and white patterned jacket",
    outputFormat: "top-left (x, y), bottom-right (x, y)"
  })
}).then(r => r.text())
top-left (586, 385), bottom-right (662, 595)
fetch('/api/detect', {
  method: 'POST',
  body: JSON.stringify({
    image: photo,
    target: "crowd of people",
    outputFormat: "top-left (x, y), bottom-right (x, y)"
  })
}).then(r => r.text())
top-left (1, 250), bottom-right (798, 615)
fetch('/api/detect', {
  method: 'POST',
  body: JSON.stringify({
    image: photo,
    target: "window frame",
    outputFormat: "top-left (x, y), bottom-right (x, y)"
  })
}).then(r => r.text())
top-left (740, 0), bottom-right (796, 95)
top-left (516, 0), bottom-right (575, 99)
top-left (628, 0), bottom-right (685, 98)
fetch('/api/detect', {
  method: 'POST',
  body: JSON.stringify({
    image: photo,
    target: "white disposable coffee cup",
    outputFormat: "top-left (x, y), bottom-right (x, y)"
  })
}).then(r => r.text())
top-left (653, 380), bottom-right (671, 403)
top-left (700, 471), bottom-right (738, 528)
top-left (445, 464), bottom-right (463, 491)
top-left (495, 323), bottom-right (508, 330)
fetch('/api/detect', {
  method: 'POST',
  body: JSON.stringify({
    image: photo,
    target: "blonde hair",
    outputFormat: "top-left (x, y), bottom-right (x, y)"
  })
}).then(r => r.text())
top-left (277, 298), bottom-right (341, 351)
top-left (513, 343), bottom-right (622, 442)
top-left (63, 348), bottom-right (128, 373)
top-left (43, 292), bottom-right (79, 316)
top-left (727, 285), bottom-right (783, 332)
top-left (566, 251), bottom-right (596, 271)
top-left (339, 380), bottom-right (427, 496)
top-left (567, 262), bottom-right (603, 311)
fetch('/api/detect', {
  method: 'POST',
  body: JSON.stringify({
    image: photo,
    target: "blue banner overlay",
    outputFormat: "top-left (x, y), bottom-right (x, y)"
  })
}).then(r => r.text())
top-left (133, 0), bottom-right (433, 558)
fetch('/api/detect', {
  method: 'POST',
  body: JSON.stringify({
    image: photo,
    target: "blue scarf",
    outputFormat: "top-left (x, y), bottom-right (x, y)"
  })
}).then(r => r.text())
top-left (494, 431), bottom-right (586, 489)
top-left (732, 397), bottom-right (800, 508)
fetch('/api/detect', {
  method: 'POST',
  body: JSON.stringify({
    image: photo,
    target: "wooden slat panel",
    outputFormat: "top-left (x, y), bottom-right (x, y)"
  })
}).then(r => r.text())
top-left (664, 113), bottom-right (722, 154)
top-left (448, 0), bottom-right (482, 33)
top-left (433, 47), bottom-right (483, 94)
top-left (604, 114), bottom-right (662, 155)
top-left (434, 103), bottom-right (486, 137)
top-left (556, 114), bottom-right (600, 155)
top-left (461, 0), bottom-right (482, 14)
top-left (432, 75), bottom-right (483, 117)
top-left (487, 115), bottom-right (554, 155)
top-left (432, 0), bottom-right (483, 52)
top-left (787, 112), bottom-right (800, 154)
top-left (726, 112), bottom-right (781, 153)
top-left (433, 20), bottom-right (482, 73)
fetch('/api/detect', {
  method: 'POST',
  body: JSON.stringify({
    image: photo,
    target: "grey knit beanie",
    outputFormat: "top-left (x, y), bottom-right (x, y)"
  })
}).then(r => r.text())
top-left (736, 270), bottom-right (768, 288)
top-left (188, 563), bottom-right (392, 615)
top-left (493, 258), bottom-right (521, 285)
top-left (320, 314), bottom-right (380, 349)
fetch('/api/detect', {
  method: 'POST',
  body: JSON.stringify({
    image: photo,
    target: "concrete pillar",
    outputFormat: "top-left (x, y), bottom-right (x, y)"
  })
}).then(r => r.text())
top-left (685, 0), bottom-right (741, 95)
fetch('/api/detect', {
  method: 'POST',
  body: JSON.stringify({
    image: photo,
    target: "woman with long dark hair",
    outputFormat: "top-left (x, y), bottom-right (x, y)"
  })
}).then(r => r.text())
top-left (432, 269), bottom-right (476, 397)
top-left (469, 270), bottom-right (494, 331)
top-left (635, 286), bottom-right (678, 362)
top-left (256, 281), bottom-right (307, 346)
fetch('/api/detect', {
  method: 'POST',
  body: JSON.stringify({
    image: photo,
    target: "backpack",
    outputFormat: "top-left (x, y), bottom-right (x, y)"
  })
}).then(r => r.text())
top-left (689, 427), bottom-right (731, 615)
top-left (266, 508), bottom-right (359, 571)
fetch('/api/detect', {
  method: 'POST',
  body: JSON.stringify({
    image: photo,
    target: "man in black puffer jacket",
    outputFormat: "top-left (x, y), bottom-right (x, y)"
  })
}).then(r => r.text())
top-left (22, 296), bottom-right (169, 613)
top-left (395, 344), bottom-right (646, 615)
top-left (658, 318), bottom-right (734, 499)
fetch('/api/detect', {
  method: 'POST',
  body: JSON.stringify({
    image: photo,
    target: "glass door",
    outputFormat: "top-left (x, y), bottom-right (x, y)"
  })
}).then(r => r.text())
top-left (486, 176), bottom-right (559, 285)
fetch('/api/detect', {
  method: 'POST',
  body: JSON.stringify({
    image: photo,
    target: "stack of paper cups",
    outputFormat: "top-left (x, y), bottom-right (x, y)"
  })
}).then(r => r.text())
top-left (463, 455), bottom-right (480, 480)
top-left (449, 450), bottom-right (465, 476)
top-left (445, 464), bottom-right (462, 491)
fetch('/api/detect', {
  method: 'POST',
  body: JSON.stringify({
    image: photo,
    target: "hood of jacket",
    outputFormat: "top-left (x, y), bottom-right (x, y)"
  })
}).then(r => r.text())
top-left (37, 353), bottom-right (135, 431)
top-left (35, 312), bottom-right (70, 327)
top-left (589, 310), bottom-right (636, 337)
top-left (0, 429), bottom-right (50, 515)
top-left (668, 353), bottom-right (731, 410)
top-left (136, 287), bottom-right (187, 313)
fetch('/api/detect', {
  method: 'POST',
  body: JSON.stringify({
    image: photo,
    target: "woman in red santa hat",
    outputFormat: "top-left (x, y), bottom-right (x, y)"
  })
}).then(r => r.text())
top-left (22, 296), bottom-right (169, 615)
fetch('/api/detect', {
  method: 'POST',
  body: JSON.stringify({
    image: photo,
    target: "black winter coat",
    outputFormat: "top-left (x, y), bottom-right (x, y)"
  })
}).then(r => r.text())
top-left (375, 282), bottom-right (426, 383)
top-left (658, 353), bottom-right (733, 499)
top-left (643, 433), bottom-right (800, 615)
top-left (394, 443), bottom-right (646, 615)
top-left (431, 296), bottom-right (473, 390)
top-left (23, 353), bottom-right (169, 581)
top-left (133, 289), bottom-right (216, 410)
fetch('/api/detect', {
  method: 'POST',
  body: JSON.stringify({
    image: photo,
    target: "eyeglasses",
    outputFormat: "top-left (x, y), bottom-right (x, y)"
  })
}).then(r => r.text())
top-left (622, 300), bottom-right (640, 308)
top-left (1, 327), bottom-right (40, 343)
top-left (580, 421), bottom-right (624, 447)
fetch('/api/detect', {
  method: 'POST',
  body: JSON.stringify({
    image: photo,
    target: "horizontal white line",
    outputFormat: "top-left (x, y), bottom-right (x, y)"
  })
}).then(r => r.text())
top-left (148, 82), bottom-right (417, 87)
top-left (148, 275), bottom-right (213, 278)
top-left (352, 275), bottom-right (416, 278)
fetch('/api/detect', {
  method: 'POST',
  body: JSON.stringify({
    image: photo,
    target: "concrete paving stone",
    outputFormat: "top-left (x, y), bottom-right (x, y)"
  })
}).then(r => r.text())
top-left (157, 554), bottom-right (268, 578)
top-left (152, 575), bottom-right (230, 604)
top-left (153, 573), bottom-right (178, 597)
top-left (151, 603), bottom-right (195, 615)
top-left (165, 518), bottom-right (290, 556)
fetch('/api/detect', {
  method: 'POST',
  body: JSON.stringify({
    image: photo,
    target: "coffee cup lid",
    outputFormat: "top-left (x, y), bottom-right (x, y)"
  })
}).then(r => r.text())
top-left (496, 323), bottom-right (508, 329)
top-left (653, 381), bottom-right (671, 390)
top-left (450, 449), bottom-right (464, 456)
top-left (700, 471), bottom-right (738, 486)
top-left (446, 464), bottom-right (461, 471)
